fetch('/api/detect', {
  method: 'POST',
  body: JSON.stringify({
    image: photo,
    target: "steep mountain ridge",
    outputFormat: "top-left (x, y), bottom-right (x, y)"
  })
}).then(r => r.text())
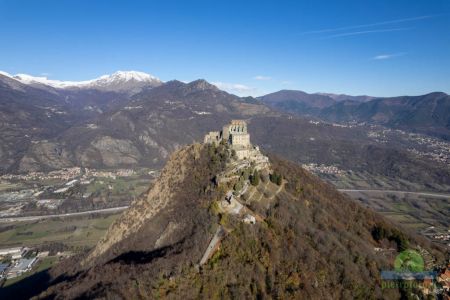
top-left (7, 142), bottom-right (444, 299)
top-left (83, 143), bottom-right (205, 266)
top-left (30, 142), bottom-right (225, 299)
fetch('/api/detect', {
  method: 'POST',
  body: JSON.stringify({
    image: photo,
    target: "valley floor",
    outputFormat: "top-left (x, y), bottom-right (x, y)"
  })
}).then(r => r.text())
top-left (340, 189), bottom-right (450, 248)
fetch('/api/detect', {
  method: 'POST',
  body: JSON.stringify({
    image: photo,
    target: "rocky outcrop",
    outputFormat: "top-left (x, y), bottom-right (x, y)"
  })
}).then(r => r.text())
top-left (90, 136), bottom-right (141, 167)
top-left (83, 143), bottom-right (203, 266)
top-left (19, 141), bottom-right (74, 172)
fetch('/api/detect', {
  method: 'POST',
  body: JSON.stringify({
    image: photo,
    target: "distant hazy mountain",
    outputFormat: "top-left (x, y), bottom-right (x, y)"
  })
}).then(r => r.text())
top-left (320, 92), bottom-right (450, 139)
top-left (315, 92), bottom-right (375, 102)
top-left (257, 90), bottom-right (336, 115)
top-left (0, 70), bottom-right (162, 94)
top-left (258, 90), bottom-right (374, 111)
top-left (260, 89), bottom-right (450, 139)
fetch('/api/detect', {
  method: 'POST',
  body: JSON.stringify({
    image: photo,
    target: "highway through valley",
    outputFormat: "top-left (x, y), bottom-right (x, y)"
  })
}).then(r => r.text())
top-left (338, 189), bottom-right (450, 199)
top-left (0, 206), bottom-right (129, 223)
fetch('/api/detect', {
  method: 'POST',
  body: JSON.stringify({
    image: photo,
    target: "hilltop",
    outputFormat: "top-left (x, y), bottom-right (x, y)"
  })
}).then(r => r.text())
top-left (3, 123), bottom-right (445, 299)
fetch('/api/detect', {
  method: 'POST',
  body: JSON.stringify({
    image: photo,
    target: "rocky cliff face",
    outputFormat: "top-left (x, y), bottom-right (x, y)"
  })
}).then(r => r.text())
top-left (83, 143), bottom-right (206, 266)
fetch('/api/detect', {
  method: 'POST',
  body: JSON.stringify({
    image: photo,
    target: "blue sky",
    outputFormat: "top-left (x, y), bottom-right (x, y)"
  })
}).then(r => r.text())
top-left (0, 0), bottom-right (449, 97)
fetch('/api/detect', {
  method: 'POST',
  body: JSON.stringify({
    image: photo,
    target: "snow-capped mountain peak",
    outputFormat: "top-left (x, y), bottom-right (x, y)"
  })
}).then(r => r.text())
top-left (0, 70), bottom-right (162, 92)
top-left (107, 71), bottom-right (159, 82)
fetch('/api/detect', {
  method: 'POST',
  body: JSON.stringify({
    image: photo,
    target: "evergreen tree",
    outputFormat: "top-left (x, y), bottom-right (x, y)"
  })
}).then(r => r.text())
top-left (270, 172), bottom-right (282, 185)
top-left (276, 174), bottom-right (282, 185)
top-left (250, 169), bottom-right (260, 186)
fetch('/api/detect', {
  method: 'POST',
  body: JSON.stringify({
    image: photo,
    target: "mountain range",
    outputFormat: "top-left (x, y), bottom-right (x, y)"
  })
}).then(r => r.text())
top-left (0, 70), bottom-right (162, 93)
top-left (259, 90), bottom-right (450, 139)
top-left (0, 71), bottom-right (449, 193)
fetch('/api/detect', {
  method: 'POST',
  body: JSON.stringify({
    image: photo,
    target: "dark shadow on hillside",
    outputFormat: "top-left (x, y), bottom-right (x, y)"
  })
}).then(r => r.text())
top-left (0, 268), bottom-right (84, 300)
top-left (0, 270), bottom-right (51, 300)
top-left (108, 245), bottom-right (172, 265)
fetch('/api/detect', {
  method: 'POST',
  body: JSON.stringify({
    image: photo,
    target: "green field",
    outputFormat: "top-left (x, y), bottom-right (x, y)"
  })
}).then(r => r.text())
top-left (322, 171), bottom-right (434, 192)
top-left (345, 191), bottom-right (450, 234)
top-left (0, 214), bottom-right (121, 289)
top-left (0, 181), bottom-right (22, 192)
top-left (85, 176), bottom-right (150, 198)
top-left (0, 213), bottom-right (120, 248)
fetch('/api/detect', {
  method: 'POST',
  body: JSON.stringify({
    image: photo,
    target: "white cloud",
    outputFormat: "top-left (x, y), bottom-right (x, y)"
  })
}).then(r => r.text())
top-left (253, 75), bottom-right (271, 81)
top-left (372, 52), bottom-right (406, 60)
top-left (324, 27), bottom-right (411, 39)
top-left (212, 81), bottom-right (258, 96)
top-left (301, 14), bottom-right (437, 35)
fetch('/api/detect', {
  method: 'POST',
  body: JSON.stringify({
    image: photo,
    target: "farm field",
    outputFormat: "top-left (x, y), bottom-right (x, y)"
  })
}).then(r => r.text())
top-left (0, 213), bottom-right (120, 249)
top-left (343, 190), bottom-right (450, 246)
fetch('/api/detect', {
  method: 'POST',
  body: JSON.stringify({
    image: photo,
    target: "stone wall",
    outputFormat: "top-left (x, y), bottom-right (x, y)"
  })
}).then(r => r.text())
top-left (236, 149), bottom-right (251, 160)
top-left (231, 133), bottom-right (250, 147)
top-left (203, 131), bottom-right (220, 145)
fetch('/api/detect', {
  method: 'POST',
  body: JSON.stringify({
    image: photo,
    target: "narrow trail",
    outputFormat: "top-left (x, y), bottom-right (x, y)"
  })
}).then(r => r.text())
top-left (256, 182), bottom-right (269, 202)
top-left (199, 226), bottom-right (226, 265)
top-left (268, 181), bottom-right (285, 200)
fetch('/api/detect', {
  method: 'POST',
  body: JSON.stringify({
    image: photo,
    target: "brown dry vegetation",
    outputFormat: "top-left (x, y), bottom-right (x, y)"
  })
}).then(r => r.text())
top-left (2, 144), bottom-right (446, 299)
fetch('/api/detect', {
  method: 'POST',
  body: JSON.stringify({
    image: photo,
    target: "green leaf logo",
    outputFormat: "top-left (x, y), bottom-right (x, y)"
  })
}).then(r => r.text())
top-left (394, 249), bottom-right (424, 272)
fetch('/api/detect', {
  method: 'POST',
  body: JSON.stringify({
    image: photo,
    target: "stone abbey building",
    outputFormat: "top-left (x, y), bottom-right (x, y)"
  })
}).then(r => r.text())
top-left (204, 120), bottom-right (263, 161)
